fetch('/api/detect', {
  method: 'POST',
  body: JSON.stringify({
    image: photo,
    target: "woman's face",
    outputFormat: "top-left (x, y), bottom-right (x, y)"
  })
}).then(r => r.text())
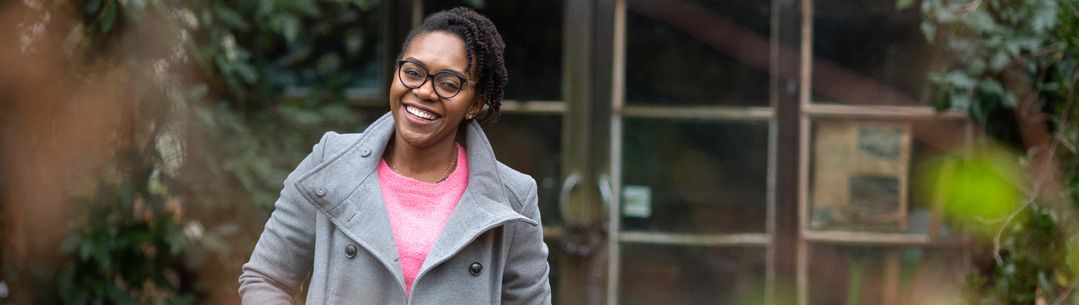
top-left (389, 31), bottom-right (482, 149)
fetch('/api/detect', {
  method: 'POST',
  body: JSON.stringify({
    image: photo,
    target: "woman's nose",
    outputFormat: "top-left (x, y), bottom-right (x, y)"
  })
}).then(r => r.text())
top-left (412, 77), bottom-right (440, 101)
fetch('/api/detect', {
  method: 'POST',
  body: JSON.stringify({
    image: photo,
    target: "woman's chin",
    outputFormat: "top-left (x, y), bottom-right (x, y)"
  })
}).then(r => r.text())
top-left (396, 126), bottom-right (448, 149)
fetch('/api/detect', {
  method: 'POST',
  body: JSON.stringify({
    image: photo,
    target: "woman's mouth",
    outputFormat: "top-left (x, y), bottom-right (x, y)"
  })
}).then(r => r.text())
top-left (405, 105), bottom-right (441, 121)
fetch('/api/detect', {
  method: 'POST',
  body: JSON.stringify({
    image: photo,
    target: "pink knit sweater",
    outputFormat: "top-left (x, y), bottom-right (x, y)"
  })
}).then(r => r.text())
top-left (377, 144), bottom-right (468, 295)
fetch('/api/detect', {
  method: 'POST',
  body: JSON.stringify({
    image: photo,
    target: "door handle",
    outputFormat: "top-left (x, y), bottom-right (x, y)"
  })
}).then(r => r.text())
top-left (558, 172), bottom-right (607, 256)
top-left (558, 172), bottom-right (581, 224)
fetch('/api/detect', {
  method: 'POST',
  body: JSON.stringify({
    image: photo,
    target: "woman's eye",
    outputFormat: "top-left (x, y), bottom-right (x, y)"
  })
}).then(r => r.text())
top-left (404, 69), bottom-right (423, 79)
top-left (439, 81), bottom-right (461, 91)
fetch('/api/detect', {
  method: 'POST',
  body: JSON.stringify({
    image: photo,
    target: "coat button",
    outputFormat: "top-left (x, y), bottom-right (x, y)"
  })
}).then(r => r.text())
top-left (469, 262), bottom-right (482, 276)
top-left (360, 147), bottom-right (372, 157)
top-left (315, 187), bottom-right (327, 197)
top-left (344, 245), bottom-right (357, 258)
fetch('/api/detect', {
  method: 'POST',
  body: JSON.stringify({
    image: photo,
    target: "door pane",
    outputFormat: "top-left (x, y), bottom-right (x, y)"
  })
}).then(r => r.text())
top-left (622, 118), bottom-right (769, 234)
top-left (808, 118), bottom-right (967, 234)
top-left (626, 0), bottom-right (771, 106)
top-left (811, 0), bottom-right (932, 105)
top-left (484, 114), bottom-right (563, 224)
top-left (619, 244), bottom-right (766, 304)
top-left (808, 244), bottom-right (967, 305)
top-left (423, 0), bottom-right (564, 100)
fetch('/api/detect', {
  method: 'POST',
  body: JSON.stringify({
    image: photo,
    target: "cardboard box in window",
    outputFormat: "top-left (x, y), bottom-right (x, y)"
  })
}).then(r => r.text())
top-left (811, 121), bottom-right (911, 232)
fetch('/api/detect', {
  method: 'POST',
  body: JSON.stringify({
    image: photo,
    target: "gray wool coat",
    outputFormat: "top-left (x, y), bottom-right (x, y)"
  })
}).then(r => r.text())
top-left (239, 112), bottom-right (552, 305)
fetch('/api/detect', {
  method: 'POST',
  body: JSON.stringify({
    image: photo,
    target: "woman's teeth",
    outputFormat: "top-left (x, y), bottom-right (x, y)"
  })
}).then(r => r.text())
top-left (406, 105), bottom-right (439, 120)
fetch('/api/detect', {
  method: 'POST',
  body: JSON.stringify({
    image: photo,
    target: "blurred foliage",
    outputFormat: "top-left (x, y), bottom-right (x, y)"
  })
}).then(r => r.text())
top-left (920, 143), bottom-right (1023, 238)
top-left (11, 0), bottom-right (384, 303)
top-left (917, 0), bottom-right (1079, 303)
top-left (59, 168), bottom-right (193, 305)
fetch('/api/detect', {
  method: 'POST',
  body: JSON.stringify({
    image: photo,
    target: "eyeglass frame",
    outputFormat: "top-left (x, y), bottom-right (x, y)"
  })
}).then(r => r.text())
top-left (396, 59), bottom-right (475, 99)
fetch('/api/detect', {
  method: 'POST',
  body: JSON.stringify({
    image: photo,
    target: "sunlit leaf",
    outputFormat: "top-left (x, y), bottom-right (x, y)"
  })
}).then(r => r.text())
top-left (919, 142), bottom-right (1023, 238)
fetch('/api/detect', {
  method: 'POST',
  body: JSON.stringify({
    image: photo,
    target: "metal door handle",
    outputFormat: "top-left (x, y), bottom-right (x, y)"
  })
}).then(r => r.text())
top-left (558, 172), bottom-right (581, 223)
top-left (558, 172), bottom-right (611, 256)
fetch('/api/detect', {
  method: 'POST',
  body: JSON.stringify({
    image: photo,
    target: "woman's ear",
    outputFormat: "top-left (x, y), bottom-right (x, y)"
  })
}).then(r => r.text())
top-left (467, 94), bottom-right (486, 119)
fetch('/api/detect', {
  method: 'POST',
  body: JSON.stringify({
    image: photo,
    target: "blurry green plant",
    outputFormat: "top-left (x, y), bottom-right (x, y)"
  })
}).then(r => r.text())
top-left (59, 166), bottom-right (193, 305)
top-left (920, 143), bottom-right (1023, 238)
top-left (11, 0), bottom-right (383, 303)
top-left (914, 0), bottom-right (1079, 303)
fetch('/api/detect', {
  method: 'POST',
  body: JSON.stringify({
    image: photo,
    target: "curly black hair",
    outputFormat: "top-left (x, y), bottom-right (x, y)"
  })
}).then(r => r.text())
top-left (398, 7), bottom-right (507, 123)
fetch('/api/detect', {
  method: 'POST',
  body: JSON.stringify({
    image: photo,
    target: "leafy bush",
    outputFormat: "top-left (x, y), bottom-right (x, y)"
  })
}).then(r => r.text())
top-left (7, 0), bottom-right (382, 303)
top-left (917, 0), bottom-right (1079, 303)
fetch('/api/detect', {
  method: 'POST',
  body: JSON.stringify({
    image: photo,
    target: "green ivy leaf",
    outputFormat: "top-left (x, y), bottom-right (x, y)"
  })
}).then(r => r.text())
top-left (274, 15), bottom-right (300, 44)
top-left (921, 22), bottom-right (936, 43)
top-left (234, 63), bottom-right (258, 85)
top-left (98, 0), bottom-right (118, 34)
top-left (84, 0), bottom-right (103, 15)
top-left (316, 53), bottom-right (342, 76)
top-left (78, 240), bottom-right (94, 261)
top-left (215, 5), bottom-right (249, 29)
top-left (167, 294), bottom-right (197, 305)
top-left (344, 28), bottom-right (365, 55)
top-left (105, 284), bottom-right (137, 305)
top-left (93, 245), bottom-right (113, 274)
top-left (289, 0), bottom-right (322, 17)
top-left (896, 0), bottom-right (915, 10)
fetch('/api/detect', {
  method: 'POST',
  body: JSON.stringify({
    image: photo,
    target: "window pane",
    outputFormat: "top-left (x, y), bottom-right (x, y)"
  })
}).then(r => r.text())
top-left (626, 0), bottom-right (771, 106)
top-left (619, 244), bottom-right (766, 304)
top-left (484, 114), bottom-right (563, 224)
top-left (808, 244), bottom-right (967, 305)
top-left (812, 0), bottom-right (932, 105)
top-left (622, 118), bottom-right (768, 233)
top-left (423, 1), bottom-right (564, 100)
top-left (808, 118), bottom-right (968, 234)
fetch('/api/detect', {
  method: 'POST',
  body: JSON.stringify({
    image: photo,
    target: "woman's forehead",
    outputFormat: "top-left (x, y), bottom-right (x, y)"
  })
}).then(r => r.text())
top-left (403, 31), bottom-right (469, 73)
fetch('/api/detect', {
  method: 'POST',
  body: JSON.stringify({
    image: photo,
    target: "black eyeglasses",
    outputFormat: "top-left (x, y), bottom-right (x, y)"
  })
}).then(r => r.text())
top-left (397, 60), bottom-right (473, 99)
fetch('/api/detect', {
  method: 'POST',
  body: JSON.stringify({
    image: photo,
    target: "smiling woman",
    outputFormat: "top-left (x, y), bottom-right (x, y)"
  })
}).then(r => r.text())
top-left (238, 7), bottom-right (551, 305)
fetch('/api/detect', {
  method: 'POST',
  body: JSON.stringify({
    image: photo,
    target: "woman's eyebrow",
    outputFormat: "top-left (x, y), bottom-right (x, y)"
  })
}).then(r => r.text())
top-left (404, 57), bottom-right (467, 77)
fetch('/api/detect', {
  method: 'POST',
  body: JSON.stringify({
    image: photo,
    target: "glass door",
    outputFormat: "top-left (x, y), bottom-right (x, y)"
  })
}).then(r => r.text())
top-left (606, 0), bottom-right (778, 304)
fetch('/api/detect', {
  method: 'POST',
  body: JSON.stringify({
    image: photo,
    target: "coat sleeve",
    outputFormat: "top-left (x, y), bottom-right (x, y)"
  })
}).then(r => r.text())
top-left (502, 180), bottom-right (553, 305)
top-left (238, 132), bottom-right (332, 305)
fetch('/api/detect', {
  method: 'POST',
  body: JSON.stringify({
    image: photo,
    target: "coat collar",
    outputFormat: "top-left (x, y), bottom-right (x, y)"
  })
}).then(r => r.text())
top-left (293, 112), bottom-right (536, 288)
